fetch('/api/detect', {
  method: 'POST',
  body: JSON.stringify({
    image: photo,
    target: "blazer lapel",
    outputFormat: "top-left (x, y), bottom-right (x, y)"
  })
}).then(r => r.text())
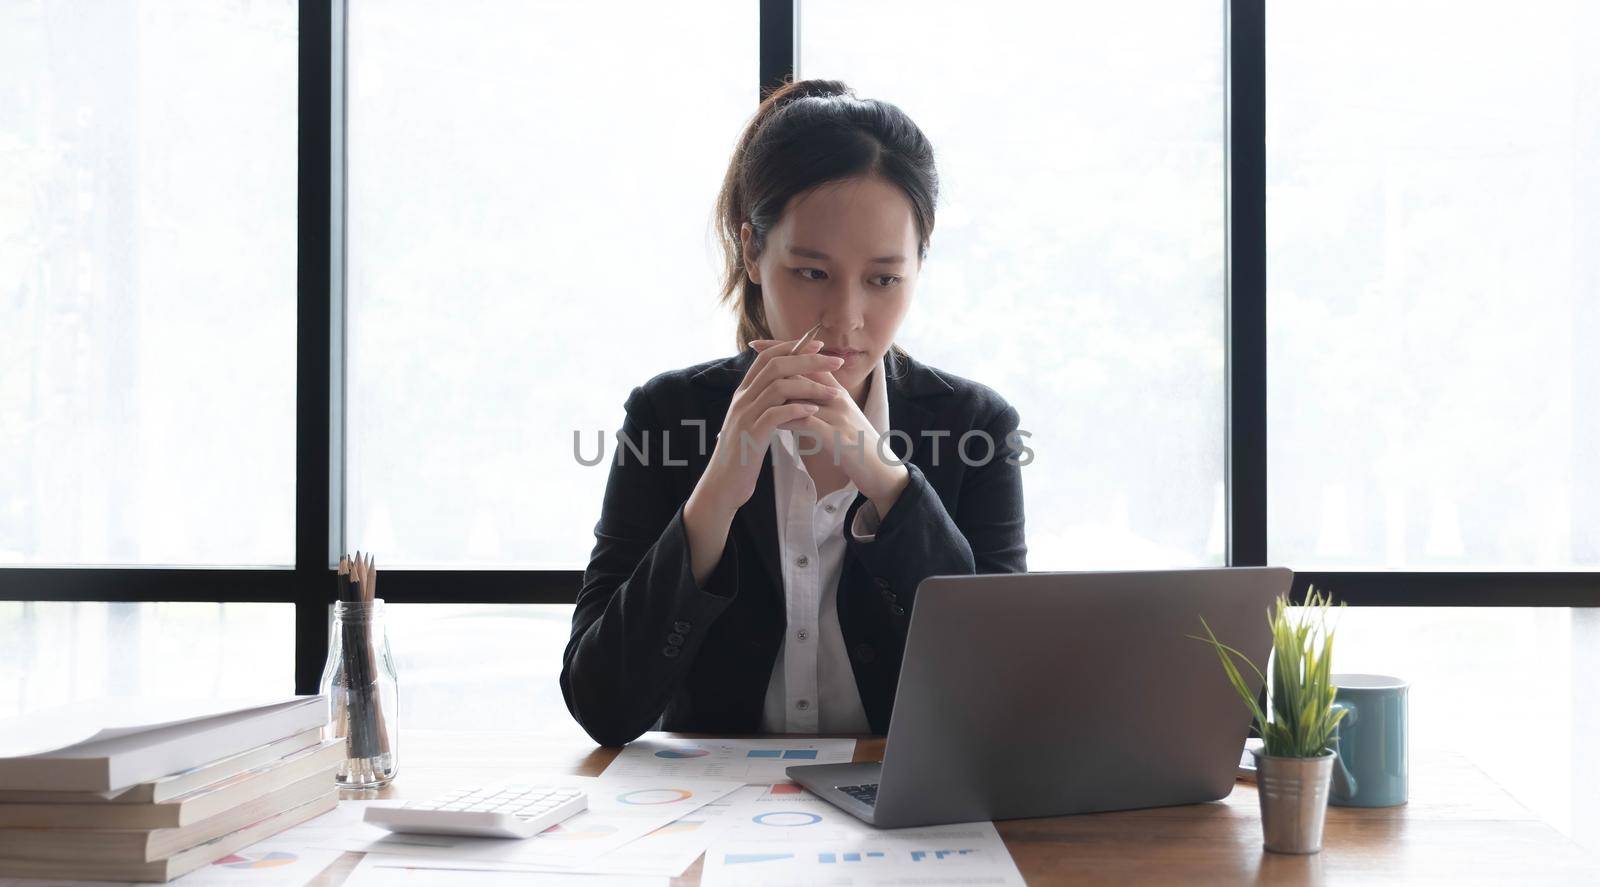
top-left (689, 348), bottom-right (955, 599)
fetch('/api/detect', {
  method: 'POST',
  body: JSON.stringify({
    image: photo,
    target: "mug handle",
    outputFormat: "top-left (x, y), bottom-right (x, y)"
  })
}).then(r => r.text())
top-left (1330, 699), bottom-right (1358, 797)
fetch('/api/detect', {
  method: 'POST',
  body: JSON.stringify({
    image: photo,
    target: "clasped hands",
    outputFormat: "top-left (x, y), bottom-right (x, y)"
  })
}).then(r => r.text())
top-left (745, 337), bottom-right (910, 515)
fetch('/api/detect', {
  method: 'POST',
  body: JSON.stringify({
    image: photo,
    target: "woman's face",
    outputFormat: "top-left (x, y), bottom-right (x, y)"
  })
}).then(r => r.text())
top-left (742, 173), bottom-right (921, 400)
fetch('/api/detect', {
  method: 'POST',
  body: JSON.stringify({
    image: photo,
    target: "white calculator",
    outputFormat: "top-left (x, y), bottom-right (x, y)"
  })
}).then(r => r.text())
top-left (364, 785), bottom-right (588, 839)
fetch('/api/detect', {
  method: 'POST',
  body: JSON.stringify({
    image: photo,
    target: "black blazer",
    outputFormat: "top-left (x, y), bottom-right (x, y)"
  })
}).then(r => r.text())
top-left (560, 347), bottom-right (1028, 746)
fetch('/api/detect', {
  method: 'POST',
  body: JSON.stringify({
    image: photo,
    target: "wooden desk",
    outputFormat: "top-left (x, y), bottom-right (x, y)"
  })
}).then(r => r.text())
top-left (311, 729), bottom-right (1600, 886)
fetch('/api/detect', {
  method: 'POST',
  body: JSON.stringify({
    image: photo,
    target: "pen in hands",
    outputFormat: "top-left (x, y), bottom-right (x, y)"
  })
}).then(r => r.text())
top-left (699, 330), bottom-right (844, 515)
top-left (788, 320), bottom-right (824, 355)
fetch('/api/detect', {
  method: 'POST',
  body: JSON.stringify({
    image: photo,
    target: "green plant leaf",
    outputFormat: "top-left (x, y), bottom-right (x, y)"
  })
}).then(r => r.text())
top-left (1191, 584), bottom-right (1348, 758)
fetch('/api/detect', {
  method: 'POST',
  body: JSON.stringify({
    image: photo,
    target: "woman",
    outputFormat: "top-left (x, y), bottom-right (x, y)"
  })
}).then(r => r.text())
top-left (560, 79), bottom-right (1027, 747)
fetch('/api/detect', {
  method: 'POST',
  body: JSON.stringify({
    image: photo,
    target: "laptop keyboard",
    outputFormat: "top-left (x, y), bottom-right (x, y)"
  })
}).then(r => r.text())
top-left (837, 783), bottom-right (879, 807)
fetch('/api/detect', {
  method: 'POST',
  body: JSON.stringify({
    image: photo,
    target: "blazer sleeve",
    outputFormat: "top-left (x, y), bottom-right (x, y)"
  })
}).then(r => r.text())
top-left (841, 400), bottom-right (1028, 618)
top-left (559, 383), bottom-right (742, 747)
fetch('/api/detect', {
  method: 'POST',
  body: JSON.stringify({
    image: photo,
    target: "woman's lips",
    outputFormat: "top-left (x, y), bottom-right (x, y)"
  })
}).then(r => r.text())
top-left (820, 348), bottom-right (864, 365)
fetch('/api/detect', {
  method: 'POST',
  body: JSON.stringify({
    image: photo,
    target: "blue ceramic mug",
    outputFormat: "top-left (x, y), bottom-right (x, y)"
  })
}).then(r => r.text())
top-left (1328, 673), bottom-right (1409, 807)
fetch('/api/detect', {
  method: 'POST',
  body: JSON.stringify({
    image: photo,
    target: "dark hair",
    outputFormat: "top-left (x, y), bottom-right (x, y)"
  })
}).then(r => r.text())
top-left (714, 78), bottom-right (938, 366)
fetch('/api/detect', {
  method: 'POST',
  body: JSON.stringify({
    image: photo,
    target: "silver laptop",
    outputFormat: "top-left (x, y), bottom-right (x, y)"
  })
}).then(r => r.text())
top-left (787, 567), bottom-right (1292, 828)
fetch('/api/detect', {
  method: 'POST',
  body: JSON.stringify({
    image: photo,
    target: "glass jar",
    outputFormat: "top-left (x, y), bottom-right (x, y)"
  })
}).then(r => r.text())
top-left (319, 599), bottom-right (399, 788)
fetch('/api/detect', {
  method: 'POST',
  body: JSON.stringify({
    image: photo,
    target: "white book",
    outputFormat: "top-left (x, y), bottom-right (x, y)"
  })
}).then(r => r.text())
top-left (0, 740), bottom-right (343, 829)
top-left (0, 696), bottom-right (326, 793)
top-left (0, 727), bottom-right (323, 804)
top-left (0, 768), bottom-right (340, 862)
top-left (0, 792), bottom-right (338, 883)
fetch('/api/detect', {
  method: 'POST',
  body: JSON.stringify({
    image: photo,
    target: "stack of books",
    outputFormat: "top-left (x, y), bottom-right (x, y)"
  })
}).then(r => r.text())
top-left (0, 697), bottom-right (337, 883)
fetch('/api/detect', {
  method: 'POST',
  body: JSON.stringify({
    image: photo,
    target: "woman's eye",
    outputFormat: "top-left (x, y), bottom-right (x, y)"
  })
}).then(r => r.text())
top-left (791, 268), bottom-right (900, 287)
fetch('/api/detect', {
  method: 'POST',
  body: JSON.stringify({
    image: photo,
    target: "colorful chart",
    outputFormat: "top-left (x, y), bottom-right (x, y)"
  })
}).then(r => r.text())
top-left (214, 851), bottom-right (298, 869)
top-left (911, 849), bottom-right (980, 861)
top-left (726, 852), bottom-right (796, 865)
top-left (616, 787), bottom-right (693, 805)
top-left (536, 821), bottom-right (621, 840)
top-left (821, 851), bottom-right (886, 863)
top-left (655, 748), bottom-right (710, 758)
top-left (752, 810), bottom-right (823, 827)
top-left (746, 748), bottom-right (819, 759)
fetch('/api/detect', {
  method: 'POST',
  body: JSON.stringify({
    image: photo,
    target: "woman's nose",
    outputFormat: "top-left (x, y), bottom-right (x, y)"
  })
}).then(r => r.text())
top-left (818, 287), bottom-right (866, 333)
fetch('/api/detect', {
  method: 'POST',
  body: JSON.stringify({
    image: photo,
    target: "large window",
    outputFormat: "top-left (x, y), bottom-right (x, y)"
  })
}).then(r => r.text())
top-left (800, 0), bottom-right (1229, 569)
top-left (4, 1), bottom-right (1597, 724)
top-left (1266, 0), bottom-right (1600, 569)
top-left (345, 1), bottom-right (757, 567)
top-left (0, 1), bottom-right (298, 566)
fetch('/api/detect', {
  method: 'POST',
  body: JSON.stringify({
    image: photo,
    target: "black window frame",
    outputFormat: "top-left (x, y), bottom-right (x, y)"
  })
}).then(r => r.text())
top-left (3, 0), bottom-right (1595, 697)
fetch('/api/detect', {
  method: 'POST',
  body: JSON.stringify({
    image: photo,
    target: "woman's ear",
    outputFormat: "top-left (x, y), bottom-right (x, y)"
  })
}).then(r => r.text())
top-left (739, 222), bottom-right (763, 286)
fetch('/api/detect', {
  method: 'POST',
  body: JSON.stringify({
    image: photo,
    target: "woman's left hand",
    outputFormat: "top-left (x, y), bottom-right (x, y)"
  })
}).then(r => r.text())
top-left (749, 340), bottom-right (912, 515)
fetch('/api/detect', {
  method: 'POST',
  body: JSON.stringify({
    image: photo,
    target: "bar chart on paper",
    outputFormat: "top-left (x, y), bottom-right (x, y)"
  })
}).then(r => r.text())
top-left (601, 736), bottom-right (856, 784)
top-left (704, 826), bottom-right (1025, 886)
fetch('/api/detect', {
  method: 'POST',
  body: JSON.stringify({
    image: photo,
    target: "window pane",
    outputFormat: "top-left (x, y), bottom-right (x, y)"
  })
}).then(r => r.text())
top-left (800, 0), bottom-right (1227, 569)
top-left (385, 604), bottom-right (572, 731)
top-left (0, 2), bottom-right (298, 566)
top-left (346, 2), bottom-right (757, 567)
top-left (1266, 1), bottom-right (1600, 568)
top-left (0, 602), bottom-right (294, 719)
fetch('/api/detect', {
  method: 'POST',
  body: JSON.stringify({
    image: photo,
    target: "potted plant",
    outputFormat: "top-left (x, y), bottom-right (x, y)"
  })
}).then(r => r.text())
top-left (1191, 586), bottom-right (1348, 854)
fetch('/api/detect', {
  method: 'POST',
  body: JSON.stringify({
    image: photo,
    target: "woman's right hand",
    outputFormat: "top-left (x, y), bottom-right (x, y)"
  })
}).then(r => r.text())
top-left (691, 336), bottom-right (846, 521)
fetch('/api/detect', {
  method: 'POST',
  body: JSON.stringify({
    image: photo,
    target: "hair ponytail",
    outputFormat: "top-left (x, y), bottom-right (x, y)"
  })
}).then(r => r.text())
top-left (712, 78), bottom-right (938, 370)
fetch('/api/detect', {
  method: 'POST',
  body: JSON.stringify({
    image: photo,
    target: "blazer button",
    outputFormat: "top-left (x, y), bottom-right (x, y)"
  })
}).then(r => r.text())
top-left (667, 633), bottom-right (685, 646)
top-left (885, 592), bottom-right (898, 604)
top-left (673, 621), bottom-right (692, 633)
top-left (873, 577), bottom-right (890, 589)
top-left (892, 605), bottom-right (907, 616)
top-left (662, 645), bottom-right (681, 658)
top-left (854, 643), bottom-right (876, 664)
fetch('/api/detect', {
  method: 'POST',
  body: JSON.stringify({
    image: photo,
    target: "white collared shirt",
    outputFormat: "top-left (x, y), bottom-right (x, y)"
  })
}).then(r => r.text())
top-left (760, 358), bottom-right (890, 734)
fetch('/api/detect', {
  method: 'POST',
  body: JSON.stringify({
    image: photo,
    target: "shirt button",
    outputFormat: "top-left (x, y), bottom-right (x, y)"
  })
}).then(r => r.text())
top-left (824, 504), bottom-right (837, 513)
top-left (796, 699), bottom-right (810, 711)
top-left (796, 629), bottom-right (809, 641)
top-left (795, 554), bottom-right (809, 568)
